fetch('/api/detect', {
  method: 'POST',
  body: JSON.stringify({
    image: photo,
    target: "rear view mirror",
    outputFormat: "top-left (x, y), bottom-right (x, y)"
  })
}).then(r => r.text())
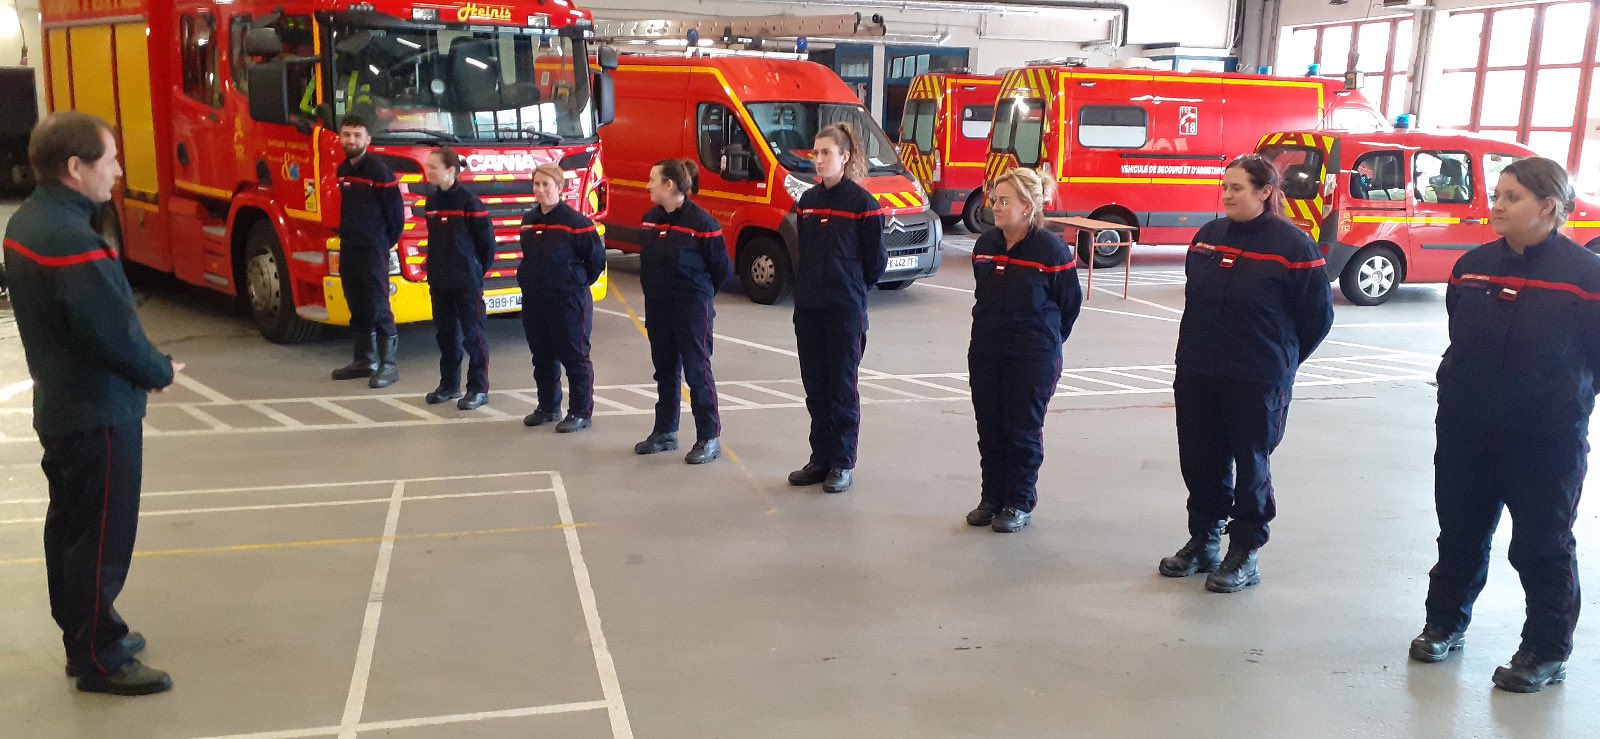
top-left (244, 27), bottom-right (283, 57)
top-left (594, 71), bottom-right (615, 127)
top-left (247, 61), bottom-right (292, 125)
top-left (597, 45), bottom-right (619, 71)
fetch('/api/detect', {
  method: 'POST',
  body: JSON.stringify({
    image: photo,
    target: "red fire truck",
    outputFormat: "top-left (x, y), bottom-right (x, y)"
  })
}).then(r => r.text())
top-left (983, 64), bottom-right (1387, 266)
top-left (40, 0), bottom-right (615, 342)
top-left (896, 72), bottom-right (1002, 233)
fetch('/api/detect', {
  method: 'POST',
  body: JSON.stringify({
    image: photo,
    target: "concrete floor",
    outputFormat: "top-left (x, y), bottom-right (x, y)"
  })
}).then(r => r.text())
top-left (0, 220), bottom-right (1595, 737)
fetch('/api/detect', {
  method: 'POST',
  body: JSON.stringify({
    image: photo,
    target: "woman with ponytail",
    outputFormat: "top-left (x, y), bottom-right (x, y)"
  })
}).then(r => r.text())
top-left (787, 122), bottom-right (888, 495)
top-left (1157, 154), bottom-right (1333, 592)
top-left (633, 158), bottom-right (733, 465)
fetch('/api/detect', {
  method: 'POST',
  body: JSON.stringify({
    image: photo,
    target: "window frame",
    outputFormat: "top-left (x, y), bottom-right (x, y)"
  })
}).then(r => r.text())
top-left (695, 102), bottom-right (759, 180)
top-left (1412, 149), bottom-right (1476, 205)
top-left (1347, 150), bottom-right (1407, 202)
top-left (1076, 104), bottom-right (1149, 150)
top-left (180, 12), bottom-right (222, 108)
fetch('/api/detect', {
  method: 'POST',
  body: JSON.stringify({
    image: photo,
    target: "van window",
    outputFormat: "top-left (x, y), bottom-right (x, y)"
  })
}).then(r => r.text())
top-left (1350, 151), bottom-right (1406, 201)
top-left (990, 98), bottom-right (1045, 167)
top-left (230, 14), bottom-right (316, 97)
top-left (1414, 151), bottom-right (1473, 204)
top-left (746, 101), bottom-right (903, 175)
top-left (900, 99), bottom-right (936, 154)
top-left (1078, 105), bottom-right (1147, 149)
top-left (1483, 152), bottom-right (1524, 204)
top-left (1258, 144), bottom-right (1325, 200)
top-left (961, 105), bottom-right (994, 139)
top-left (180, 13), bottom-right (221, 107)
top-left (697, 103), bottom-right (759, 179)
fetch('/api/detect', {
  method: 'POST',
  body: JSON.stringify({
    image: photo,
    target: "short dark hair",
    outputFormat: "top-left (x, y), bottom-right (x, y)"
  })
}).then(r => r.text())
top-left (430, 146), bottom-right (464, 170)
top-left (29, 111), bottom-right (114, 186)
top-left (654, 158), bottom-right (699, 195)
top-left (338, 113), bottom-right (369, 132)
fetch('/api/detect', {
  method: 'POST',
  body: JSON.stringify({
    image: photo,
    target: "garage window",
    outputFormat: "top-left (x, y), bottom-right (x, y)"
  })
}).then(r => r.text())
top-left (1078, 105), bottom-right (1147, 149)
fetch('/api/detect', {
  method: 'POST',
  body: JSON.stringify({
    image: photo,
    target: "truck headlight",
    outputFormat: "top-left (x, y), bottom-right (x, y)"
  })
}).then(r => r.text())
top-left (785, 173), bottom-right (814, 202)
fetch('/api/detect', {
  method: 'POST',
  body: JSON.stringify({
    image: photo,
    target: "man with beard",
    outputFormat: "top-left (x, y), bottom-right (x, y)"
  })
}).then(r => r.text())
top-left (330, 113), bottom-right (406, 387)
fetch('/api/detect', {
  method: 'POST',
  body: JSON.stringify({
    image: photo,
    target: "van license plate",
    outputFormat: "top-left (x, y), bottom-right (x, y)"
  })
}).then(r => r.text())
top-left (484, 293), bottom-right (523, 314)
top-left (887, 255), bottom-right (919, 271)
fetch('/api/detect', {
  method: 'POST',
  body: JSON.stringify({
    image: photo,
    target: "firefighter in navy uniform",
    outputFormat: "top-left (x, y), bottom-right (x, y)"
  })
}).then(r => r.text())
top-left (787, 122), bottom-right (887, 495)
top-left (632, 159), bottom-right (732, 465)
top-left (4, 112), bottom-right (179, 695)
top-left (330, 114), bottom-right (405, 388)
top-left (518, 162), bottom-right (605, 433)
top-left (1157, 154), bottom-right (1334, 593)
top-left (420, 146), bottom-right (495, 410)
top-left (964, 168), bottom-right (1083, 533)
top-left (1409, 157), bottom-right (1600, 694)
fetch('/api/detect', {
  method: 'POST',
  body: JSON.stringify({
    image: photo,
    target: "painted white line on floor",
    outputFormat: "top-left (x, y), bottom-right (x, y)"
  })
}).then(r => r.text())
top-left (1322, 338), bottom-right (1436, 358)
top-left (735, 382), bottom-right (806, 403)
top-left (914, 281), bottom-right (975, 293)
top-left (248, 402), bottom-right (304, 429)
top-left (500, 390), bottom-right (540, 406)
top-left (1332, 321), bottom-right (1440, 329)
top-left (598, 305), bottom-right (800, 359)
top-left (591, 394), bottom-right (643, 413)
top-left (1061, 372), bottom-right (1142, 391)
top-left (197, 701), bottom-right (610, 739)
top-left (312, 399), bottom-right (373, 425)
top-left (858, 380), bottom-right (930, 400)
top-left (172, 373), bottom-right (235, 404)
top-left (0, 489), bottom-right (549, 525)
top-left (1092, 285), bottom-right (1185, 315)
top-left (0, 379), bottom-right (33, 402)
top-left (552, 471), bottom-right (634, 739)
top-left (375, 395), bottom-right (439, 421)
top-left (916, 280), bottom-right (1185, 324)
top-left (178, 404), bottom-right (232, 432)
top-left (338, 480), bottom-right (407, 739)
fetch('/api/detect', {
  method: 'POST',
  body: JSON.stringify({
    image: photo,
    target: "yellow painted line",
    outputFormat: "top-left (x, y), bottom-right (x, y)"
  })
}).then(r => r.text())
top-left (879, 192), bottom-right (907, 209)
top-left (1351, 216), bottom-right (1460, 224)
top-left (174, 179), bottom-right (233, 199)
top-left (123, 199), bottom-right (159, 213)
top-left (1150, 178), bottom-right (1222, 186)
top-left (610, 178), bottom-right (648, 189)
top-left (948, 162), bottom-right (987, 168)
top-left (1565, 220), bottom-right (1600, 227)
top-left (0, 524), bottom-right (592, 567)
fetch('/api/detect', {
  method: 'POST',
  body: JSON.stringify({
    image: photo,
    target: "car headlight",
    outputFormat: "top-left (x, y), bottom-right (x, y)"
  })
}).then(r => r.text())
top-left (908, 177), bottom-right (929, 211)
top-left (785, 173), bottom-right (814, 202)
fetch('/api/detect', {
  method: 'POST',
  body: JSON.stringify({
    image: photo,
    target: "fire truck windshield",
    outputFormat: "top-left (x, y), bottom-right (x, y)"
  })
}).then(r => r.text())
top-left (745, 102), bottom-right (904, 176)
top-left (326, 21), bottom-right (594, 144)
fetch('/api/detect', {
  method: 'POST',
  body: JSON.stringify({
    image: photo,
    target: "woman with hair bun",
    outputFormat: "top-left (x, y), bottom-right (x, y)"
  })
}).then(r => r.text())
top-left (1410, 157), bottom-right (1600, 694)
top-left (787, 122), bottom-right (888, 495)
top-left (421, 146), bottom-right (496, 411)
top-left (1157, 154), bottom-right (1333, 592)
top-left (633, 158), bottom-right (733, 465)
top-left (964, 167), bottom-right (1083, 533)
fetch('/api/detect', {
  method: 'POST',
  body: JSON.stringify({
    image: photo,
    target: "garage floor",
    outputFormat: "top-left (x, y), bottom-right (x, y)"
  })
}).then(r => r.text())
top-left (1, 221), bottom-right (1595, 737)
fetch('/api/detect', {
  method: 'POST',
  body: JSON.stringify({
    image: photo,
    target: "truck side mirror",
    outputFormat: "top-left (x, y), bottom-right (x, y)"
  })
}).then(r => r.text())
top-left (247, 61), bottom-right (292, 126)
top-left (597, 45), bottom-right (619, 71)
top-left (722, 143), bottom-right (752, 182)
top-left (593, 71), bottom-right (615, 127)
top-left (244, 27), bottom-right (283, 57)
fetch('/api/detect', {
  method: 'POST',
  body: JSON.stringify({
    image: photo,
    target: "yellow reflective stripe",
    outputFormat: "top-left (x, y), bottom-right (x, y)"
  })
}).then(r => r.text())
top-left (1350, 216), bottom-right (1462, 224)
top-left (879, 192), bottom-right (907, 208)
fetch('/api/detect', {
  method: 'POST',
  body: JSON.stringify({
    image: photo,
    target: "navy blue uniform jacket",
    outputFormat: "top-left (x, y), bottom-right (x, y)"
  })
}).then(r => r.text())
top-left (1177, 213), bottom-right (1335, 385)
top-left (970, 226), bottom-right (1084, 358)
top-left (518, 202), bottom-right (605, 299)
top-left (1437, 231), bottom-right (1600, 435)
top-left (336, 154), bottom-right (405, 258)
top-left (423, 183), bottom-right (495, 290)
top-left (794, 178), bottom-right (888, 311)
top-left (639, 199), bottom-right (731, 303)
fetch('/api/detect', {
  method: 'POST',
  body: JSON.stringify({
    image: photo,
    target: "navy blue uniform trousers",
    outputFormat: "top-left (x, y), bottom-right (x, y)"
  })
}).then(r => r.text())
top-left (795, 306), bottom-right (867, 470)
top-left (970, 354), bottom-right (1062, 513)
top-left (646, 299), bottom-right (719, 440)
top-left (432, 287), bottom-right (489, 394)
top-left (342, 252), bottom-right (395, 336)
top-left (41, 421), bottom-right (142, 676)
top-left (1175, 371), bottom-right (1291, 550)
top-left (522, 293), bottom-right (594, 417)
top-left (1427, 417), bottom-right (1587, 659)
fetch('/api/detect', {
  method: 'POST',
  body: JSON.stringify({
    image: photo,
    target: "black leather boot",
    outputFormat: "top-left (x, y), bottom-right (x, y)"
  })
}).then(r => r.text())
top-left (332, 331), bottom-right (378, 380)
top-left (788, 462), bottom-right (828, 486)
top-left (1493, 650), bottom-right (1566, 693)
top-left (823, 468), bottom-right (853, 494)
top-left (685, 438), bottom-right (721, 464)
top-left (369, 333), bottom-right (399, 388)
top-left (1408, 625), bottom-right (1465, 663)
top-left (1158, 521), bottom-right (1225, 577)
top-left (75, 659), bottom-right (172, 696)
top-left (555, 414), bottom-right (592, 433)
top-left (1205, 547), bottom-right (1260, 593)
top-left (66, 632), bottom-right (145, 677)
top-left (966, 501), bottom-right (1000, 527)
top-left (991, 506), bottom-right (1031, 532)
top-left (634, 431), bottom-right (678, 455)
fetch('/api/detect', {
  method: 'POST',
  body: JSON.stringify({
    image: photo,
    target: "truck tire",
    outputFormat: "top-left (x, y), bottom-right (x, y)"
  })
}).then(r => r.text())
top-left (739, 235), bottom-right (793, 305)
top-left (961, 190), bottom-right (991, 235)
top-left (98, 204), bottom-right (149, 287)
top-left (877, 279), bottom-right (915, 290)
top-left (245, 221), bottom-right (321, 343)
top-left (1078, 212), bottom-right (1131, 268)
top-left (1339, 245), bottom-right (1402, 306)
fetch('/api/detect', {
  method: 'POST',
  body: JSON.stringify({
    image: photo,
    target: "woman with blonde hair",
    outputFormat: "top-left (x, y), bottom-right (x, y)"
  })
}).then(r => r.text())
top-left (787, 122), bottom-right (887, 495)
top-left (964, 168), bottom-right (1082, 532)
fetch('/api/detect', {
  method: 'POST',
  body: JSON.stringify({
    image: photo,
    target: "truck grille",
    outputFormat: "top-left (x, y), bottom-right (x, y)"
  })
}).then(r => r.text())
top-left (404, 177), bottom-right (541, 287)
top-left (884, 224), bottom-right (931, 249)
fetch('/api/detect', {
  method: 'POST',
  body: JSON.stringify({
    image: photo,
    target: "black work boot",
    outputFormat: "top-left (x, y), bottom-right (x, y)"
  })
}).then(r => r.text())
top-left (425, 386), bottom-right (462, 404)
top-left (685, 438), bottom-right (721, 464)
top-left (1158, 521), bottom-right (1226, 578)
top-left (75, 659), bottom-right (172, 696)
top-left (966, 501), bottom-right (1000, 527)
top-left (1493, 650), bottom-right (1567, 693)
top-left (1409, 625), bottom-right (1465, 663)
top-left (788, 462), bottom-right (828, 486)
top-left (457, 392), bottom-right (488, 410)
top-left (1205, 547), bottom-right (1260, 593)
top-left (823, 468), bottom-right (853, 494)
top-left (65, 632), bottom-right (145, 677)
top-left (555, 414), bottom-right (591, 433)
top-left (991, 507), bottom-right (1031, 532)
top-left (332, 331), bottom-right (378, 380)
top-left (523, 408), bottom-right (560, 427)
top-left (369, 333), bottom-right (400, 388)
top-left (634, 431), bottom-right (678, 455)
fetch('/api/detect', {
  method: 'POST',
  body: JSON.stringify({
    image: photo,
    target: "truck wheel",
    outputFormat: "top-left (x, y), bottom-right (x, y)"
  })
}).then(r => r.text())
top-left (961, 190), bottom-right (992, 234)
top-left (1339, 245), bottom-right (1402, 306)
top-left (245, 221), bottom-right (321, 343)
top-left (740, 236), bottom-right (793, 305)
top-left (1078, 213), bottom-right (1131, 268)
top-left (877, 279), bottom-right (915, 290)
top-left (939, 215), bottom-right (961, 231)
top-left (98, 204), bottom-right (149, 287)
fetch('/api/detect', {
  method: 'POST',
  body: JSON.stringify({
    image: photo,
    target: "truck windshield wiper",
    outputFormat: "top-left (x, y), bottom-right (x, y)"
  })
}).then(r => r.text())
top-left (519, 128), bottom-right (563, 145)
top-left (378, 128), bottom-right (460, 143)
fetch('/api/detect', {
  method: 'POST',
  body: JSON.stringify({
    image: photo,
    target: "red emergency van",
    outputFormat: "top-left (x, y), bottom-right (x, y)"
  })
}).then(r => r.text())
top-left (984, 64), bottom-right (1387, 266)
top-left (1257, 129), bottom-right (1600, 305)
top-left (896, 72), bottom-right (1002, 232)
top-left (601, 54), bottom-right (942, 304)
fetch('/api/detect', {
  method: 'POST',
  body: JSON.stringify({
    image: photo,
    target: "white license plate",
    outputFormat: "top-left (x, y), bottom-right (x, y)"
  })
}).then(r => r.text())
top-left (484, 293), bottom-right (523, 314)
top-left (887, 255), bottom-right (919, 271)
